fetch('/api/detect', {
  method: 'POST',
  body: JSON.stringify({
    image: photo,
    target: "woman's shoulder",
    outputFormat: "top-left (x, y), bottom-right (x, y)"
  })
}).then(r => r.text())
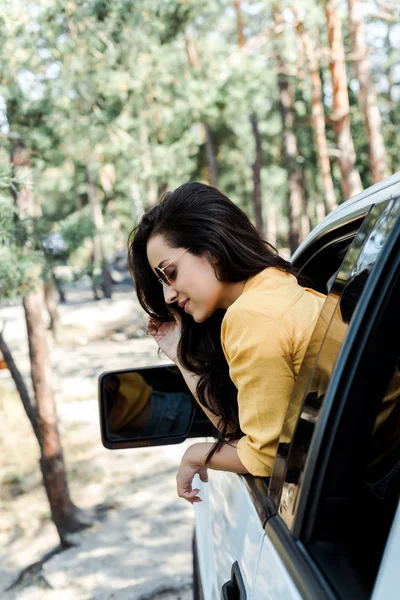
top-left (228, 267), bottom-right (304, 317)
top-left (223, 267), bottom-right (326, 337)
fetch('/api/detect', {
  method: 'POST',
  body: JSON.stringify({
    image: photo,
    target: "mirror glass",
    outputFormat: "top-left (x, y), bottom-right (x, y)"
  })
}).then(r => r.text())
top-left (99, 367), bottom-right (194, 444)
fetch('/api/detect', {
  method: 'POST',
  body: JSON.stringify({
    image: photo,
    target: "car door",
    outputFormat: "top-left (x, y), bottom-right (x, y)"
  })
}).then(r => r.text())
top-left (194, 469), bottom-right (268, 600)
top-left (198, 195), bottom-right (400, 600)
top-left (257, 197), bottom-right (400, 598)
top-left (192, 205), bottom-right (369, 600)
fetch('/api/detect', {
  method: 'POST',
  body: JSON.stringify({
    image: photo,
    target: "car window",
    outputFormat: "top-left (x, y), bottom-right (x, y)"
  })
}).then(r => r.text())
top-left (304, 248), bottom-right (400, 598)
top-left (295, 219), bottom-right (365, 294)
top-left (269, 198), bottom-right (400, 521)
top-left (303, 359), bottom-right (400, 598)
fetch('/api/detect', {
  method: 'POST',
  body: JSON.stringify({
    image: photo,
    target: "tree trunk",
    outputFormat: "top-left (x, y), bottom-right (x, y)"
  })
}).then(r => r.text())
top-left (266, 201), bottom-right (278, 249)
top-left (277, 68), bottom-right (304, 254)
top-left (234, 2), bottom-right (265, 234)
top-left (23, 289), bottom-right (90, 540)
top-left (86, 164), bottom-right (112, 299)
top-left (300, 177), bottom-right (312, 240)
top-left (295, 17), bottom-right (337, 215)
top-left (158, 181), bottom-right (168, 198)
top-left (384, 25), bottom-right (397, 175)
top-left (56, 282), bottom-right (67, 304)
top-left (347, 0), bottom-right (388, 183)
top-left (0, 329), bottom-right (39, 439)
top-left (273, 5), bottom-right (306, 253)
top-left (131, 181), bottom-right (144, 223)
top-left (233, 0), bottom-right (246, 48)
top-left (10, 141), bottom-right (91, 542)
top-left (250, 113), bottom-right (264, 234)
top-left (44, 280), bottom-right (61, 342)
top-left (184, 31), bottom-right (218, 187)
top-left (146, 180), bottom-right (158, 209)
top-left (325, 0), bottom-right (363, 200)
top-left (108, 199), bottom-right (125, 252)
top-left (203, 123), bottom-right (218, 187)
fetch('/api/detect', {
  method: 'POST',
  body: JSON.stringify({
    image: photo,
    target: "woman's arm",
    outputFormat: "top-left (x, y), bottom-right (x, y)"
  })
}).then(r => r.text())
top-left (176, 362), bottom-right (222, 432)
top-left (147, 315), bottom-right (222, 431)
top-left (221, 309), bottom-right (296, 477)
top-left (177, 441), bottom-right (248, 503)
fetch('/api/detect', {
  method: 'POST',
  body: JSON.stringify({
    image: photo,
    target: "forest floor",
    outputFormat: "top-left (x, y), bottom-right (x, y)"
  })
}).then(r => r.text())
top-left (0, 279), bottom-right (195, 600)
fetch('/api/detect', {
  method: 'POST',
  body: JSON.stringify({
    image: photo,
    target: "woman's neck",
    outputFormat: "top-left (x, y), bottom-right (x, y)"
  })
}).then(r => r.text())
top-left (220, 280), bottom-right (247, 310)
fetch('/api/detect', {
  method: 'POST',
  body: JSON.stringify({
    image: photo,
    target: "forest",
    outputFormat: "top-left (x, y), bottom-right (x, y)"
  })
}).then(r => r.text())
top-left (0, 0), bottom-right (399, 585)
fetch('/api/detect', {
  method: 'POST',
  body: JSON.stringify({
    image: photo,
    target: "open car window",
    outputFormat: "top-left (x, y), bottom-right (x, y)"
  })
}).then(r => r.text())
top-left (269, 198), bottom-right (400, 516)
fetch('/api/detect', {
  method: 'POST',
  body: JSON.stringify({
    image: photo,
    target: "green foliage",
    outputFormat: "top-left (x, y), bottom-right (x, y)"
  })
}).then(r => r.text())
top-left (0, 0), bottom-right (397, 279)
top-left (0, 190), bottom-right (44, 298)
top-left (58, 206), bottom-right (95, 254)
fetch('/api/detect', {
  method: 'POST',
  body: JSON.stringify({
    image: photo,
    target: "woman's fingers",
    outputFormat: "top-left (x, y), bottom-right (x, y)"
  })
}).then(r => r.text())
top-left (177, 462), bottom-right (203, 504)
top-left (199, 469), bottom-right (208, 483)
top-left (146, 314), bottom-right (180, 336)
top-left (167, 305), bottom-right (182, 326)
top-left (146, 318), bottom-right (159, 336)
top-left (181, 488), bottom-right (202, 504)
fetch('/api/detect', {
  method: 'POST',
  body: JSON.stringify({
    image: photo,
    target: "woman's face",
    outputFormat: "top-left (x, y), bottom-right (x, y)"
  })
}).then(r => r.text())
top-left (146, 234), bottom-right (232, 322)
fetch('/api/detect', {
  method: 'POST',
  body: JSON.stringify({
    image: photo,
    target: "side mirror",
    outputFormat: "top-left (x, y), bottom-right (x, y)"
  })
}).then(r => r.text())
top-left (98, 364), bottom-right (216, 449)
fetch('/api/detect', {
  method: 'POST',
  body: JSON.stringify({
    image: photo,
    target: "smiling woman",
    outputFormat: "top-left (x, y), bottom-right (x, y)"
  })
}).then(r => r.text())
top-left (128, 182), bottom-right (326, 503)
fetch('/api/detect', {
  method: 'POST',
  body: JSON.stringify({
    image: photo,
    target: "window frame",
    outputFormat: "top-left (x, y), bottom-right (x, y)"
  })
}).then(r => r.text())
top-left (295, 210), bottom-right (400, 541)
top-left (296, 213), bottom-right (400, 597)
top-left (263, 209), bottom-right (400, 599)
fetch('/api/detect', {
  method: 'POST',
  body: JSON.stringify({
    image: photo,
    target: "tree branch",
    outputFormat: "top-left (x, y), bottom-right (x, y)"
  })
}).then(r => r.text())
top-left (0, 328), bottom-right (39, 441)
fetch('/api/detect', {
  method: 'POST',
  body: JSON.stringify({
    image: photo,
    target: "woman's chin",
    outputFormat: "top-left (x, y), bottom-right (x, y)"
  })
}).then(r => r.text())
top-left (191, 310), bottom-right (203, 323)
top-left (192, 310), bottom-right (212, 323)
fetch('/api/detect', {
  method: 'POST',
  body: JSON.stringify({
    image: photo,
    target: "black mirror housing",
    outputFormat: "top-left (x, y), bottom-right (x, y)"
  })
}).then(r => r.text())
top-left (98, 364), bottom-right (217, 449)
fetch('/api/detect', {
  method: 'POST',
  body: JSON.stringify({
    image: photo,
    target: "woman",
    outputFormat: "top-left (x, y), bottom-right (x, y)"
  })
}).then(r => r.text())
top-left (129, 182), bottom-right (325, 503)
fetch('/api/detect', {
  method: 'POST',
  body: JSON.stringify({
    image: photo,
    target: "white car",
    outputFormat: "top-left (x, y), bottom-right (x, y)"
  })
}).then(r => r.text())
top-left (99, 172), bottom-right (400, 600)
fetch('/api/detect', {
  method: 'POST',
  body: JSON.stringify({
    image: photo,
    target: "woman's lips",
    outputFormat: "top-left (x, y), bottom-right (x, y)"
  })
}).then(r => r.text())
top-left (184, 300), bottom-right (190, 313)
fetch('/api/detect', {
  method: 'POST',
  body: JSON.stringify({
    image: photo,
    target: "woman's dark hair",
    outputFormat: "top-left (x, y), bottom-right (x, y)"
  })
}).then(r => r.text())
top-left (128, 182), bottom-right (297, 461)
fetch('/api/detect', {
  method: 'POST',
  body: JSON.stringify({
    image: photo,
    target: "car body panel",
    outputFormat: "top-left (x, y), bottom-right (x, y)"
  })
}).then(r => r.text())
top-left (193, 474), bottom-right (220, 600)
top-left (193, 184), bottom-right (400, 598)
top-left (253, 533), bottom-right (302, 600)
top-left (372, 501), bottom-right (400, 600)
top-left (194, 470), bottom-right (265, 598)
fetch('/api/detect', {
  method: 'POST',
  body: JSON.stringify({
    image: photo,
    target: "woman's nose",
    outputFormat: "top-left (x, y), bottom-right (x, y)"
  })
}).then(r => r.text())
top-left (163, 283), bottom-right (178, 304)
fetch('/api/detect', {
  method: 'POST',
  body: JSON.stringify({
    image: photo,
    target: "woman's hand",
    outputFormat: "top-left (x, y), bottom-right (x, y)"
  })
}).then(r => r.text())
top-left (146, 309), bottom-right (182, 363)
top-left (176, 442), bottom-right (248, 503)
top-left (176, 445), bottom-right (209, 504)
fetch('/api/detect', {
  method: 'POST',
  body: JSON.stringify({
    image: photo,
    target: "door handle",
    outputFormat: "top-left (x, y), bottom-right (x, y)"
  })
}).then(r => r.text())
top-left (221, 561), bottom-right (247, 599)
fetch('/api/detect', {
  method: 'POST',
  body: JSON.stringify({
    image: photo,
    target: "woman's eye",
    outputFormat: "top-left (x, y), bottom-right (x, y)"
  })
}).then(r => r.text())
top-left (165, 267), bottom-right (177, 280)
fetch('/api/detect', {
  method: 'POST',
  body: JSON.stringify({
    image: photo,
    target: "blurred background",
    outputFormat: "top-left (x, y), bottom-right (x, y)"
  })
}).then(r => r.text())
top-left (0, 0), bottom-right (399, 598)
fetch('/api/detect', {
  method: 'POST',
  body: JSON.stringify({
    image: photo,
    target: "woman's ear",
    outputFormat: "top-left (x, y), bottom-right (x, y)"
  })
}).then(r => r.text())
top-left (211, 257), bottom-right (223, 281)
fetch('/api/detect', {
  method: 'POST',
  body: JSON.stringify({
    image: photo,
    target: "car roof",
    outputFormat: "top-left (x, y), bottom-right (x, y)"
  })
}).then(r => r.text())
top-left (292, 171), bottom-right (400, 262)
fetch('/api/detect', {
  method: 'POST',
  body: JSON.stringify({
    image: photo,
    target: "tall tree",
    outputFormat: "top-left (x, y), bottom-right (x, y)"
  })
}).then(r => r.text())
top-left (383, 22), bottom-right (398, 175)
top-left (250, 112), bottom-right (264, 234)
top-left (184, 30), bottom-right (218, 187)
top-left (7, 144), bottom-right (91, 543)
top-left (273, 5), bottom-right (306, 253)
top-left (295, 13), bottom-right (337, 216)
top-left (325, 0), bottom-right (363, 200)
top-left (233, 0), bottom-right (265, 233)
top-left (87, 163), bottom-right (113, 299)
top-left (347, 0), bottom-right (389, 183)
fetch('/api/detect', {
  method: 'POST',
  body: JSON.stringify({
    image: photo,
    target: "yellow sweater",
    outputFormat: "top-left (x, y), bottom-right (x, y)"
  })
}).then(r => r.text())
top-left (221, 267), bottom-right (326, 477)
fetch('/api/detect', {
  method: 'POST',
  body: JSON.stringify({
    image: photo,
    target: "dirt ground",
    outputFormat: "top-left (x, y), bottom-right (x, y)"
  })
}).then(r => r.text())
top-left (0, 280), bottom-right (195, 600)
